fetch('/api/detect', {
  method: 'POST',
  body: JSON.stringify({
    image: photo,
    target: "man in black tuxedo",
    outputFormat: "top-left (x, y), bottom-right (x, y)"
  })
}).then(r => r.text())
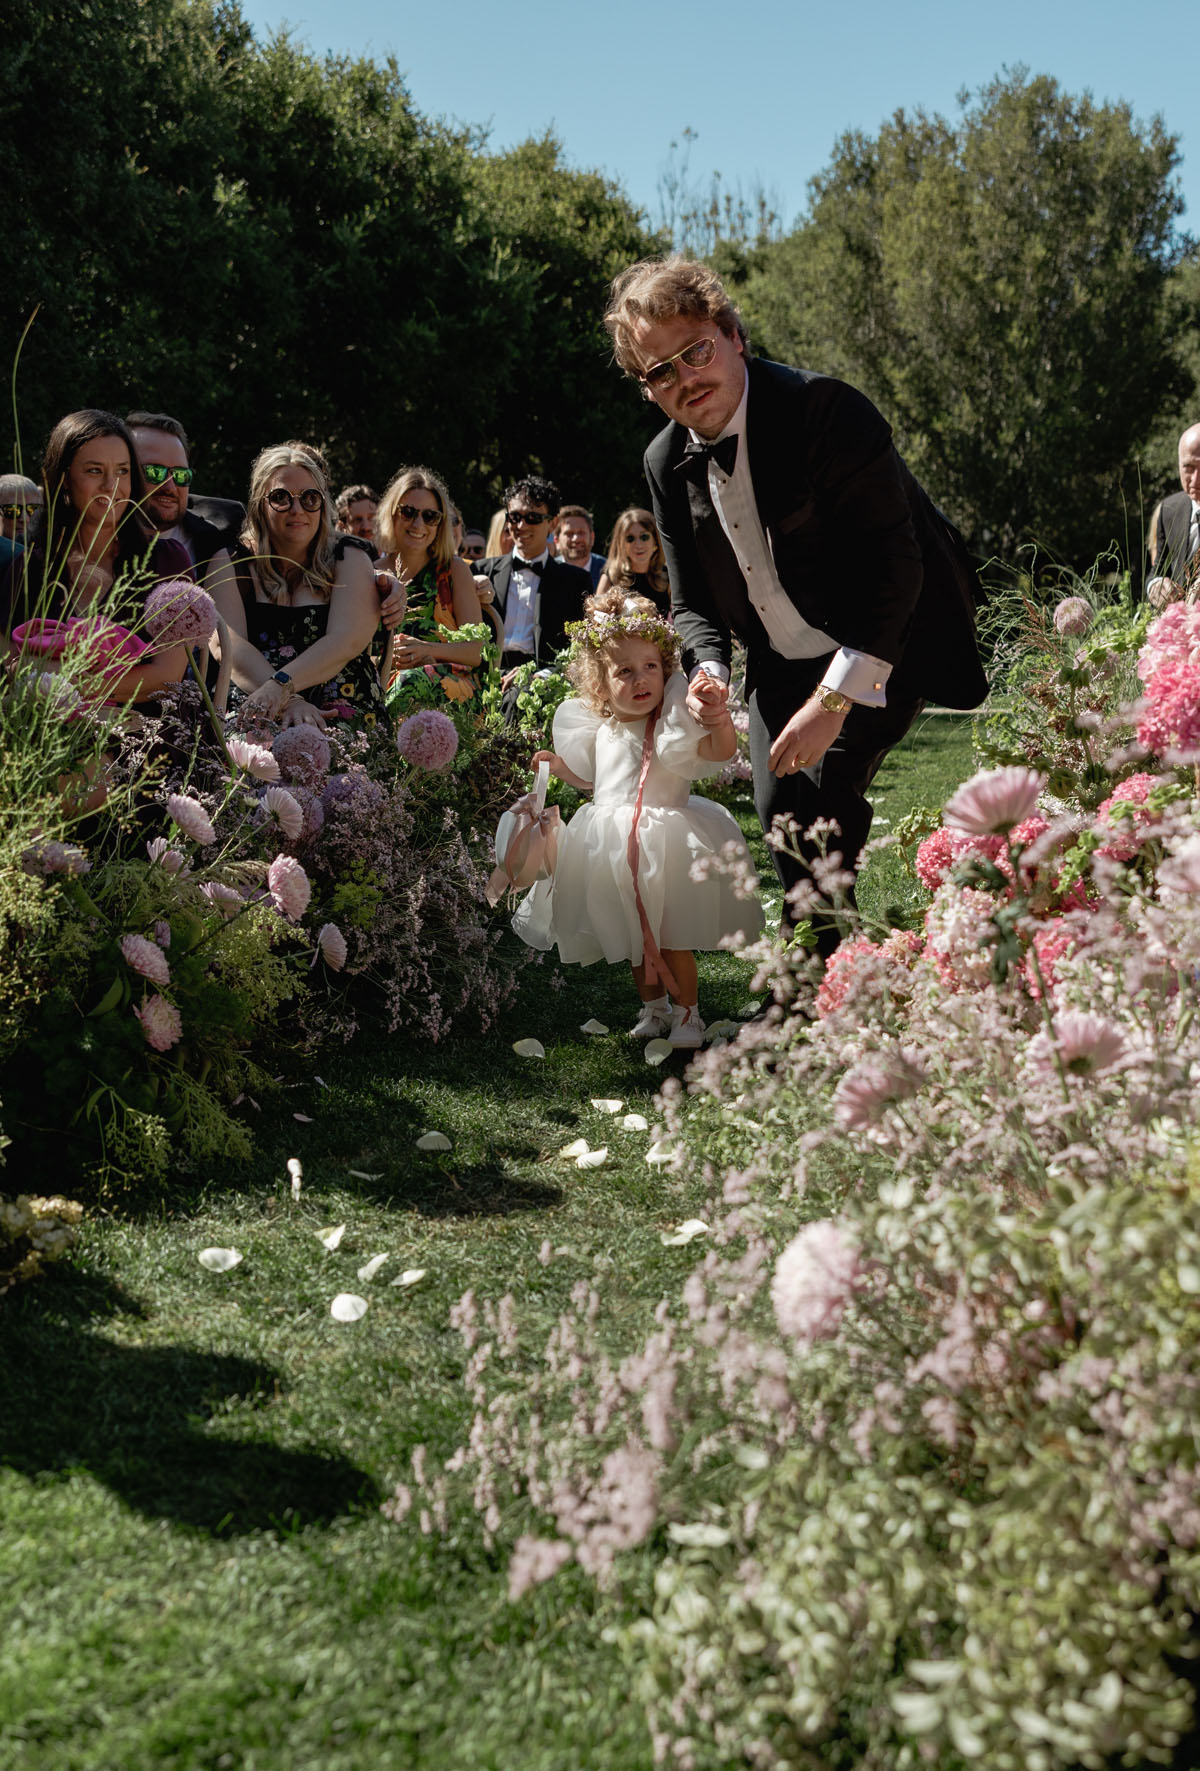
top-left (473, 474), bottom-right (592, 721)
top-left (1146, 422), bottom-right (1200, 603)
top-left (125, 411), bottom-right (244, 582)
top-left (604, 257), bottom-right (987, 953)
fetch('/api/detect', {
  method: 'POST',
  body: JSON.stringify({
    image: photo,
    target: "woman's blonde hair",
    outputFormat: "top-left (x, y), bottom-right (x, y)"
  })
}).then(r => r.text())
top-left (567, 586), bottom-right (680, 718)
top-left (240, 444), bottom-right (337, 603)
top-left (376, 465), bottom-right (456, 569)
top-left (604, 506), bottom-right (669, 600)
top-left (484, 506), bottom-right (512, 557)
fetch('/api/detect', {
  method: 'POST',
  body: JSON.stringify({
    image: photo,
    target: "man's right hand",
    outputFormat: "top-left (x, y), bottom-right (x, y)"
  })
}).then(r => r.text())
top-left (686, 669), bottom-right (730, 728)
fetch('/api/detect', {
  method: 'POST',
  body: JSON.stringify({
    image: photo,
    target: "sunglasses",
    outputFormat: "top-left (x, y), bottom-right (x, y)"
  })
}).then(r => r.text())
top-left (142, 463), bottom-right (194, 487)
top-left (266, 487), bottom-right (324, 513)
top-left (462, 542), bottom-right (486, 558)
top-left (640, 334), bottom-right (718, 391)
top-left (507, 510), bottom-right (549, 527)
top-left (625, 531), bottom-right (653, 543)
top-left (397, 503), bottom-right (442, 526)
top-left (1, 503), bottom-right (39, 519)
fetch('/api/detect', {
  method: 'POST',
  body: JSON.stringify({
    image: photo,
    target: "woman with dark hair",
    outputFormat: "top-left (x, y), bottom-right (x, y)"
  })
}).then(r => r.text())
top-left (207, 443), bottom-right (386, 732)
top-left (2, 408), bottom-right (191, 698)
top-left (596, 507), bottom-right (671, 615)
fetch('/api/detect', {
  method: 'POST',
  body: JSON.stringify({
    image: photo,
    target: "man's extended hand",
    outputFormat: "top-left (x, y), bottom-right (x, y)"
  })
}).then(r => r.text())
top-left (686, 669), bottom-right (730, 728)
top-left (768, 698), bottom-right (849, 776)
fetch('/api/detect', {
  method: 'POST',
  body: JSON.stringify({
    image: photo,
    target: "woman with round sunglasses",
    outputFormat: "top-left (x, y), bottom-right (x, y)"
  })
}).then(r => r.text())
top-left (208, 444), bottom-right (387, 731)
top-left (375, 466), bottom-right (489, 717)
top-left (596, 507), bottom-right (671, 615)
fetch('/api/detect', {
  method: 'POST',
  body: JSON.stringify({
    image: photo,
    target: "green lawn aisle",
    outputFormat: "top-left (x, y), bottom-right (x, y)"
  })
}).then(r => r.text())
top-left (0, 717), bottom-right (976, 1771)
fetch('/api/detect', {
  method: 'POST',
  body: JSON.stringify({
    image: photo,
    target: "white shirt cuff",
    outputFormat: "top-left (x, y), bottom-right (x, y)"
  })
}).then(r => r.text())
top-left (691, 660), bottom-right (730, 685)
top-left (822, 648), bottom-right (891, 708)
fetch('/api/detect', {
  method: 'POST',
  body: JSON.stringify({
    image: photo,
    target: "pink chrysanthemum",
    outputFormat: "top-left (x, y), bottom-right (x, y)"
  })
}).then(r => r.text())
top-left (143, 580), bottom-right (218, 648)
top-left (396, 708), bottom-right (459, 772)
top-left (1029, 1010), bottom-right (1127, 1078)
top-left (166, 793), bottom-right (216, 846)
top-left (268, 854), bottom-right (311, 919)
top-left (146, 836), bottom-right (187, 874)
top-left (263, 785), bottom-right (305, 842)
top-left (317, 922), bottom-right (347, 971)
top-left (272, 726), bottom-right (331, 786)
top-left (120, 933), bottom-right (171, 986)
top-left (227, 737), bottom-right (281, 781)
top-left (944, 766), bottom-right (1045, 836)
top-left (200, 881), bottom-right (242, 916)
top-left (833, 1049), bottom-right (924, 1130)
top-left (1053, 596), bottom-right (1093, 637)
top-left (133, 993), bottom-right (182, 1052)
top-left (771, 1220), bottom-right (862, 1347)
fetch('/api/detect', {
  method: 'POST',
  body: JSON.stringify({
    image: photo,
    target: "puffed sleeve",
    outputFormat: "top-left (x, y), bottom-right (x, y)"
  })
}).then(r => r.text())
top-left (551, 696), bottom-right (600, 785)
top-left (654, 672), bottom-right (722, 780)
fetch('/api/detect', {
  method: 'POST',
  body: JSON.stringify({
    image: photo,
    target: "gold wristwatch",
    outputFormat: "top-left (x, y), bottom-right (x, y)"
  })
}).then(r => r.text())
top-left (812, 685), bottom-right (852, 715)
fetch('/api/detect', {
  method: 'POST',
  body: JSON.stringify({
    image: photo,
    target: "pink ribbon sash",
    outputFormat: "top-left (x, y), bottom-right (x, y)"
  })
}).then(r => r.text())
top-left (627, 706), bottom-right (680, 999)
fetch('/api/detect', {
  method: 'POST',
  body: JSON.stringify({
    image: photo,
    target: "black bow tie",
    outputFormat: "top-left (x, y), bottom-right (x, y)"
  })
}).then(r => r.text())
top-left (678, 433), bottom-right (739, 482)
top-left (514, 555), bottom-right (545, 577)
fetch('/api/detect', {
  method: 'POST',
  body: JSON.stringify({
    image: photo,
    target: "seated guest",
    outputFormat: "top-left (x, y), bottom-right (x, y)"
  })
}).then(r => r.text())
top-left (556, 504), bottom-right (606, 587)
top-left (376, 466), bottom-right (487, 715)
top-left (335, 482), bottom-right (379, 545)
top-left (3, 409), bottom-right (190, 702)
top-left (484, 507), bottom-right (513, 558)
top-left (125, 410), bottom-right (242, 582)
top-left (460, 527), bottom-right (487, 561)
top-left (0, 474), bottom-right (42, 570)
top-left (208, 444), bottom-right (387, 732)
top-left (596, 507), bottom-right (671, 614)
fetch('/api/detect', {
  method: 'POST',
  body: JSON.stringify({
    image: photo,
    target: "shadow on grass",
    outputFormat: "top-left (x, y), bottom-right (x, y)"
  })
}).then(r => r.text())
top-left (0, 1267), bottom-right (378, 1535)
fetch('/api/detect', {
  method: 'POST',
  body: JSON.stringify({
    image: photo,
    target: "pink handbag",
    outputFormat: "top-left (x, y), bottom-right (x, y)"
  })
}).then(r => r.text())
top-left (486, 760), bottom-right (561, 904)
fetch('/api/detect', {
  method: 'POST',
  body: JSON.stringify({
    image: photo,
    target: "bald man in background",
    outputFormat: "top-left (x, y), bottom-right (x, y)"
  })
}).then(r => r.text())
top-left (1147, 422), bottom-right (1200, 604)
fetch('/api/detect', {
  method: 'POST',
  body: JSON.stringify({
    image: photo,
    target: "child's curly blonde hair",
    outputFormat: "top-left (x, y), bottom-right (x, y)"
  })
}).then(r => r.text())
top-left (566, 587), bottom-right (681, 718)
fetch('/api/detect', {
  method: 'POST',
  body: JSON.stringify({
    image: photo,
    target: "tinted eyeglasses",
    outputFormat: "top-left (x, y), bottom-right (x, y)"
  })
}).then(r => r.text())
top-left (266, 487), bottom-right (324, 514)
top-left (142, 463), bottom-right (195, 487)
top-left (625, 530), bottom-right (653, 544)
top-left (507, 509), bottom-right (549, 527)
top-left (640, 334), bottom-right (718, 391)
top-left (1, 502), bottom-right (39, 519)
top-left (397, 502), bottom-right (442, 526)
top-left (462, 541), bottom-right (486, 558)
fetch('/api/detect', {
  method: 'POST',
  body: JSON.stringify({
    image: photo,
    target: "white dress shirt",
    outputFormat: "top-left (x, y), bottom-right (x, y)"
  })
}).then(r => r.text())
top-left (504, 549), bottom-right (547, 656)
top-left (695, 368), bottom-right (891, 708)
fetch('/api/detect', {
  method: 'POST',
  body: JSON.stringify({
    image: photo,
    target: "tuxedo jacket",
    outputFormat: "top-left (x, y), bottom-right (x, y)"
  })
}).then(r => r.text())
top-left (185, 499), bottom-right (244, 582)
top-left (643, 357), bottom-right (988, 710)
top-left (1148, 491), bottom-right (1195, 591)
top-left (475, 552), bottom-right (592, 665)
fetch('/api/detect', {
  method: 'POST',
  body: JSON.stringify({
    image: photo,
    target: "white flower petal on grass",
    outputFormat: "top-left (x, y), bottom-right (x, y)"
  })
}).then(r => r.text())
top-left (646, 1140), bottom-right (678, 1167)
top-left (590, 1098), bottom-right (623, 1114)
top-left (580, 1018), bottom-right (609, 1035)
top-left (391, 1268), bottom-right (426, 1288)
top-left (293, 1112), bottom-right (314, 1123)
top-left (198, 1246), bottom-right (242, 1271)
top-left (416, 1131), bottom-right (452, 1152)
top-left (347, 1169), bottom-right (381, 1181)
top-left (560, 1138), bottom-right (592, 1160)
top-left (644, 1039), bottom-right (673, 1065)
top-left (661, 1218), bottom-right (709, 1246)
top-left (513, 1038), bottom-right (545, 1059)
top-left (357, 1253), bottom-right (389, 1282)
top-left (330, 1293), bottom-right (368, 1322)
top-left (706, 1020), bottom-right (742, 1041)
top-left (576, 1146), bottom-right (608, 1169)
top-left (316, 1224), bottom-right (346, 1251)
top-left (622, 1113), bottom-right (650, 1132)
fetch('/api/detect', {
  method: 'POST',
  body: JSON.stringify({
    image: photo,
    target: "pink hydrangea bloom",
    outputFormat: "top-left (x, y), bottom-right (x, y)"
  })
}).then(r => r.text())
top-left (143, 580), bottom-right (218, 647)
top-left (272, 726), bottom-right (331, 785)
top-left (120, 933), bottom-right (170, 986)
top-left (915, 827), bottom-right (956, 892)
top-left (944, 766), bottom-right (1045, 836)
top-left (146, 836), bottom-right (187, 874)
top-left (1093, 772), bottom-right (1162, 861)
top-left (923, 886), bottom-right (996, 991)
top-left (263, 785), bottom-right (304, 841)
top-left (815, 929), bottom-right (922, 1017)
top-left (771, 1220), bottom-right (862, 1347)
top-left (1023, 919), bottom-right (1076, 999)
top-left (317, 923), bottom-right (347, 970)
top-left (227, 737), bottom-right (281, 781)
top-left (134, 993), bottom-right (182, 1052)
top-left (1053, 596), bottom-right (1093, 637)
top-left (396, 708), bottom-right (459, 772)
top-left (166, 793), bottom-right (216, 846)
top-left (268, 854), bottom-right (311, 919)
top-left (1137, 603), bottom-right (1200, 756)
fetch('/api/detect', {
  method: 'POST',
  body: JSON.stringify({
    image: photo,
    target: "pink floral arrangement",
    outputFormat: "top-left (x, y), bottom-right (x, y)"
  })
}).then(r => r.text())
top-left (396, 709), bottom-right (459, 772)
top-left (1093, 771), bottom-right (1163, 860)
top-left (143, 580), bottom-right (218, 648)
top-left (133, 993), bottom-right (182, 1052)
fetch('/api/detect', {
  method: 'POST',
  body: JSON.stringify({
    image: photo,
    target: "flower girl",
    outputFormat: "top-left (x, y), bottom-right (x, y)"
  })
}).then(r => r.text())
top-left (512, 590), bottom-right (763, 1046)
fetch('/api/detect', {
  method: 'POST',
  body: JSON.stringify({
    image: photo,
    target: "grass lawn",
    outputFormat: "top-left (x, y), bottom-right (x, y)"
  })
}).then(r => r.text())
top-left (0, 716), bottom-right (975, 1771)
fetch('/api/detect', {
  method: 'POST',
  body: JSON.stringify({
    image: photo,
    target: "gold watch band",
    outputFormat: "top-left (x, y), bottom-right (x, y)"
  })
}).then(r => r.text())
top-left (813, 685), bottom-right (853, 715)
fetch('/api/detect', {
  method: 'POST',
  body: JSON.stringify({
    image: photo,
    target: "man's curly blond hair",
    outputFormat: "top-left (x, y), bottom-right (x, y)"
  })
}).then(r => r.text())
top-left (603, 255), bottom-right (750, 377)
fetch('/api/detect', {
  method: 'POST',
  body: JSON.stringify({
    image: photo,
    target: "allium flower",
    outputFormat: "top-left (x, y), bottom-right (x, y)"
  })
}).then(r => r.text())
top-left (396, 708), bottom-right (459, 772)
top-left (120, 933), bottom-right (171, 986)
top-left (1053, 596), bottom-right (1094, 637)
top-left (166, 793), bottom-right (216, 846)
top-left (154, 921), bottom-right (171, 949)
top-left (133, 993), bottom-right (182, 1052)
top-left (772, 1220), bottom-right (862, 1347)
top-left (227, 737), bottom-right (281, 781)
top-left (200, 881), bottom-right (242, 916)
top-left (20, 840), bottom-right (90, 877)
top-left (1043, 1010), bottom-right (1127, 1076)
top-left (290, 784), bottom-right (325, 843)
top-left (268, 853), bottom-right (311, 919)
top-left (143, 580), bottom-right (218, 647)
top-left (943, 766), bottom-right (1045, 836)
top-left (34, 671), bottom-right (83, 714)
top-left (146, 836), bottom-right (187, 874)
top-left (263, 785), bottom-right (305, 841)
top-left (272, 725), bottom-right (331, 785)
top-left (317, 923), bottom-right (347, 970)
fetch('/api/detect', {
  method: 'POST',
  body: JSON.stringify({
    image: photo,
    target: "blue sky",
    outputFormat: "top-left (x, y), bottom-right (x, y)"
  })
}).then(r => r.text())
top-left (239, 0), bottom-right (1200, 236)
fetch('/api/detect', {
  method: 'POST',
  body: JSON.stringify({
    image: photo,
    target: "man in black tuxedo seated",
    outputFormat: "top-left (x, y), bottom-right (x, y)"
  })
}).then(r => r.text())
top-left (473, 474), bottom-right (592, 722)
top-left (1146, 423), bottom-right (1200, 606)
top-left (604, 256), bottom-right (987, 955)
top-left (125, 411), bottom-right (244, 583)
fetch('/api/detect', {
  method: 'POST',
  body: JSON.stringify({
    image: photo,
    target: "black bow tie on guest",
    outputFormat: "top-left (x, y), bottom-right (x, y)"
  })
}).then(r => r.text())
top-left (514, 556), bottom-right (545, 577)
top-left (678, 433), bottom-right (739, 483)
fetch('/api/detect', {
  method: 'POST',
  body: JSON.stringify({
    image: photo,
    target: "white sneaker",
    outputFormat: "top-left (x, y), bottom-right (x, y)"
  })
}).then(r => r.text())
top-left (630, 997), bottom-right (671, 1038)
top-left (668, 1003), bottom-right (705, 1048)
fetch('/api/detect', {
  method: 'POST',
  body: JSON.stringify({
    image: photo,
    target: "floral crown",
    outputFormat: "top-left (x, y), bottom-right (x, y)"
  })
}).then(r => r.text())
top-left (566, 601), bottom-right (677, 659)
